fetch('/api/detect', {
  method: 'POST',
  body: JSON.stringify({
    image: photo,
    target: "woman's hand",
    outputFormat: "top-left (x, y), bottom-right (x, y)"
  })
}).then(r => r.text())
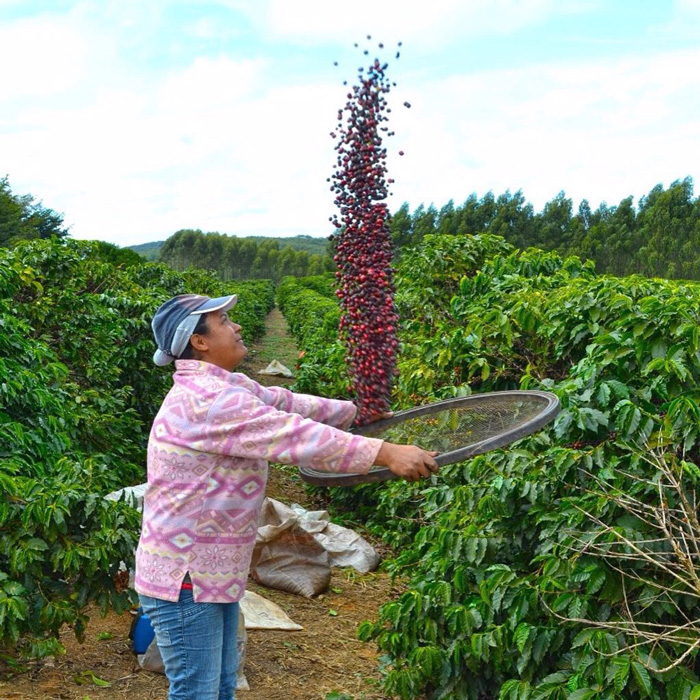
top-left (374, 442), bottom-right (439, 482)
top-left (367, 411), bottom-right (393, 423)
top-left (351, 410), bottom-right (393, 429)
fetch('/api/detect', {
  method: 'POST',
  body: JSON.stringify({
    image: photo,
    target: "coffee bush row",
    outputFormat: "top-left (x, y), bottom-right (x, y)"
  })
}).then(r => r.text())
top-left (287, 234), bottom-right (700, 699)
top-left (276, 274), bottom-right (349, 397)
top-left (0, 238), bottom-right (273, 657)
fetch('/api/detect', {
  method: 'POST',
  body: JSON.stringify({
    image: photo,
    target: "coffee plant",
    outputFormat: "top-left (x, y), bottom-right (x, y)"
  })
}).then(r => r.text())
top-left (329, 42), bottom-right (405, 425)
top-left (277, 274), bottom-right (348, 397)
top-left (0, 238), bottom-right (273, 659)
top-left (285, 233), bottom-right (700, 699)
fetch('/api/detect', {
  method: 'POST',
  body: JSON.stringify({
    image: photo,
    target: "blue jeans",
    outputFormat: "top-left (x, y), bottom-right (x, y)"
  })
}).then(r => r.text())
top-left (139, 588), bottom-right (239, 700)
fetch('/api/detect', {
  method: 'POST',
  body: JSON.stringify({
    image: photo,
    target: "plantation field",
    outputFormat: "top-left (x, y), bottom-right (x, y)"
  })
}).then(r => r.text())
top-left (128, 234), bottom-right (330, 263)
top-left (5, 231), bottom-right (700, 699)
top-left (0, 279), bottom-right (390, 700)
top-left (282, 234), bottom-right (700, 699)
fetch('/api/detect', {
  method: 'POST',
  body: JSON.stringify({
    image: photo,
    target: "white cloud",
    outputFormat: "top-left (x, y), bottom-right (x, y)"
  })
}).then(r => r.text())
top-left (676, 0), bottom-right (700, 11)
top-left (0, 15), bottom-right (87, 100)
top-left (157, 57), bottom-right (264, 113)
top-left (655, 0), bottom-right (700, 39)
top-left (257, 0), bottom-right (596, 48)
top-left (6, 43), bottom-right (700, 245)
top-left (0, 47), bottom-right (344, 244)
top-left (389, 47), bottom-right (700, 213)
top-left (75, 0), bottom-right (165, 31)
top-left (2, 1), bottom-right (699, 248)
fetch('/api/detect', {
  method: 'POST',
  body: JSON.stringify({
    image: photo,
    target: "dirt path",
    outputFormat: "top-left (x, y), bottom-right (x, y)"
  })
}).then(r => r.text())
top-left (0, 308), bottom-right (396, 700)
top-left (237, 306), bottom-right (301, 388)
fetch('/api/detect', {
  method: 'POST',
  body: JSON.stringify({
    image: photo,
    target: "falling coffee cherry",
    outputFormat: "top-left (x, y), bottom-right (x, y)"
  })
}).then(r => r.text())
top-left (329, 38), bottom-right (402, 425)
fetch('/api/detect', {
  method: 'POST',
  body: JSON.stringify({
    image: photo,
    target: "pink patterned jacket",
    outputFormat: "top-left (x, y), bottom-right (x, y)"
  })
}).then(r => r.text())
top-left (134, 360), bottom-right (382, 603)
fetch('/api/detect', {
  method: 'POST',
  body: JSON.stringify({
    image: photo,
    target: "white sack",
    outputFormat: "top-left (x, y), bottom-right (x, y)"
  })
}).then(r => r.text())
top-left (287, 500), bottom-right (381, 573)
top-left (240, 589), bottom-right (303, 630)
top-left (258, 359), bottom-right (294, 377)
top-left (105, 483), bottom-right (147, 511)
top-left (252, 499), bottom-right (331, 597)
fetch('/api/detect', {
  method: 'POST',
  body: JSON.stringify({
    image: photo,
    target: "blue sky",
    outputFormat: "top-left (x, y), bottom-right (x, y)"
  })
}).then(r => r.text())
top-left (1, 0), bottom-right (700, 247)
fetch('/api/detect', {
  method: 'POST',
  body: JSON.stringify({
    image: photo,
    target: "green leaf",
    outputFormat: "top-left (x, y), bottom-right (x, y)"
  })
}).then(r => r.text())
top-left (585, 569), bottom-right (606, 595)
top-left (74, 671), bottom-right (111, 688)
top-left (90, 674), bottom-right (111, 688)
top-left (567, 690), bottom-right (596, 700)
top-left (612, 656), bottom-right (630, 693)
top-left (595, 382), bottom-right (610, 406)
top-left (26, 537), bottom-right (49, 552)
top-left (631, 661), bottom-right (652, 697)
top-left (514, 623), bottom-right (532, 654)
top-left (571, 628), bottom-right (594, 648)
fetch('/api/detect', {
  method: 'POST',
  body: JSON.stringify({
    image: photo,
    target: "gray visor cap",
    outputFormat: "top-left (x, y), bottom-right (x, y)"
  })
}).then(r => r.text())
top-left (152, 293), bottom-right (238, 366)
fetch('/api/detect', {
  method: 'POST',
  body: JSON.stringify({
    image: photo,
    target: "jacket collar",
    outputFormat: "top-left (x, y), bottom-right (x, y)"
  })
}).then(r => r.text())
top-left (174, 359), bottom-right (233, 381)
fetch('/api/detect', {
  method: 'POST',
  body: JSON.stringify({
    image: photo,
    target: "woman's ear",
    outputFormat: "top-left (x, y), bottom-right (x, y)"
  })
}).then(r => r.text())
top-left (190, 333), bottom-right (209, 352)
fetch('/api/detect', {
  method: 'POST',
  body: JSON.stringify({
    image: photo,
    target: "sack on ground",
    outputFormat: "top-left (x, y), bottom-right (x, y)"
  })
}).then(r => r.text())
top-left (258, 359), bottom-right (294, 377)
top-left (290, 503), bottom-right (380, 573)
top-left (240, 589), bottom-right (303, 630)
top-left (251, 498), bottom-right (331, 597)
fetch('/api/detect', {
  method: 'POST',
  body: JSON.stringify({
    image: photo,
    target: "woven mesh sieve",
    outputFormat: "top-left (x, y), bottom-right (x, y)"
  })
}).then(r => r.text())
top-left (359, 394), bottom-right (549, 452)
top-left (298, 391), bottom-right (560, 487)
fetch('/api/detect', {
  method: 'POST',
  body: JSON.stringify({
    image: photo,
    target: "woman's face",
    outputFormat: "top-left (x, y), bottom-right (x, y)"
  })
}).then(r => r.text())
top-left (193, 309), bottom-right (248, 371)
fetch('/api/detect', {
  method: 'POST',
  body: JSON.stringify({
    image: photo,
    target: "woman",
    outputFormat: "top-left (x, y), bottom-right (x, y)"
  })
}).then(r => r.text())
top-left (135, 293), bottom-right (438, 700)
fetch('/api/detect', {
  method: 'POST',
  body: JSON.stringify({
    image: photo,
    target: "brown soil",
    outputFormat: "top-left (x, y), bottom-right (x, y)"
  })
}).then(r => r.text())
top-left (0, 567), bottom-right (397, 700)
top-left (0, 308), bottom-right (397, 700)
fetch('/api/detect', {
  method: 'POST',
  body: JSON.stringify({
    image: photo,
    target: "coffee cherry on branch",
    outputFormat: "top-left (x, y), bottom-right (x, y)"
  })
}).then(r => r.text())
top-left (328, 39), bottom-right (403, 426)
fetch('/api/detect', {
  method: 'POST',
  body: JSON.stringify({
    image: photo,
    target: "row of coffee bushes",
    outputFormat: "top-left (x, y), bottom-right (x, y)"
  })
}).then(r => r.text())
top-left (0, 238), bottom-right (273, 658)
top-left (276, 274), bottom-right (349, 398)
top-left (288, 235), bottom-right (700, 699)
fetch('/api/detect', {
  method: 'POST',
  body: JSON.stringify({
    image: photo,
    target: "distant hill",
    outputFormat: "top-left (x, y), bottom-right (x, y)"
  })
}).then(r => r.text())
top-left (128, 240), bottom-right (166, 261)
top-left (128, 235), bottom-right (329, 261)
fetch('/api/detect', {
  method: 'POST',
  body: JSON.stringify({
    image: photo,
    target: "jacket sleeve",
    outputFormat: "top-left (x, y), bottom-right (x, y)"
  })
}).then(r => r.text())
top-left (233, 373), bottom-right (357, 429)
top-left (197, 385), bottom-right (381, 474)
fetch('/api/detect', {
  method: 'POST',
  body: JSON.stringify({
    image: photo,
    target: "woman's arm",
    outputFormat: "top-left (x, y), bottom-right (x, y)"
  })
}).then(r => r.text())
top-left (194, 386), bottom-right (438, 481)
top-left (232, 373), bottom-right (357, 429)
top-left (201, 386), bottom-right (378, 474)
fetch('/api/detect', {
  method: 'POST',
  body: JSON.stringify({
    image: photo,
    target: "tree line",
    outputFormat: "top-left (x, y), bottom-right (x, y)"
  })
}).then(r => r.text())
top-left (0, 176), bottom-right (68, 246)
top-left (4, 173), bottom-right (700, 281)
top-left (158, 229), bottom-right (334, 282)
top-left (0, 177), bottom-right (334, 281)
top-left (390, 177), bottom-right (700, 280)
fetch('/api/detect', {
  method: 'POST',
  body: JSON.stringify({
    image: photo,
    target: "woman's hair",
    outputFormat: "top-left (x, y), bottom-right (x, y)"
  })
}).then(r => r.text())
top-left (179, 314), bottom-right (209, 360)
